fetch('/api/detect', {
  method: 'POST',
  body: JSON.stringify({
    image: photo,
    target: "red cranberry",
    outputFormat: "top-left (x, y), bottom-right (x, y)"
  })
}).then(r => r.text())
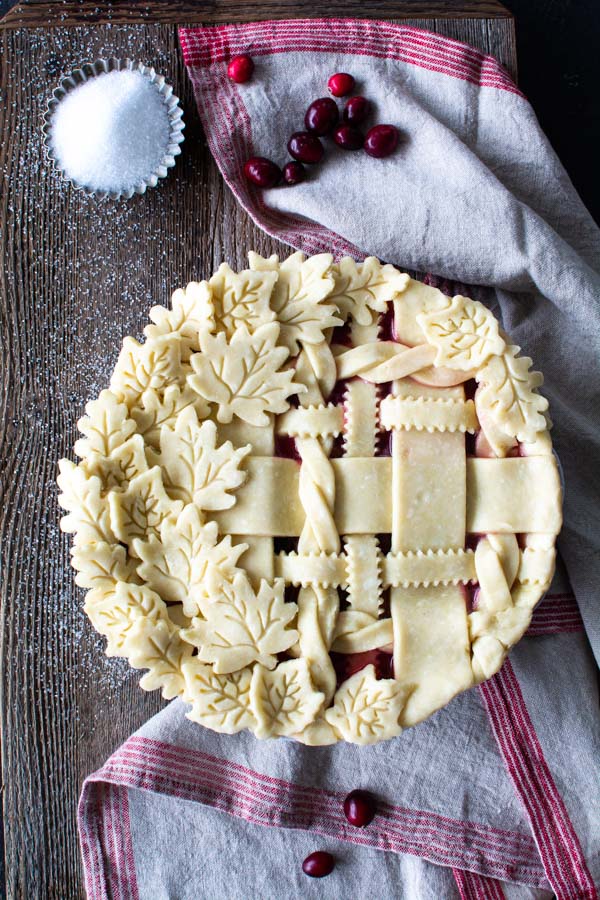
top-left (227, 54), bottom-right (254, 84)
top-left (243, 157), bottom-right (281, 188)
top-left (333, 125), bottom-right (364, 151)
top-left (305, 97), bottom-right (339, 135)
top-left (288, 131), bottom-right (324, 164)
top-left (328, 72), bottom-right (355, 97)
top-left (302, 851), bottom-right (335, 878)
top-left (343, 96), bottom-right (370, 125)
top-left (282, 161), bottom-right (306, 185)
top-left (364, 124), bottom-right (399, 158)
top-left (343, 790), bottom-right (377, 827)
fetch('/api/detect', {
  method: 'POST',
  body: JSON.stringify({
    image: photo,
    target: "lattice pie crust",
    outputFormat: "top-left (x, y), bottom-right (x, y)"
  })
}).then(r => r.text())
top-left (58, 253), bottom-right (562, 745)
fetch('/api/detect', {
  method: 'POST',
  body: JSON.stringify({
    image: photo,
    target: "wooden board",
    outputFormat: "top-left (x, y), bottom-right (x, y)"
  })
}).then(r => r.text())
top-left (1, 0), bottom-right (515, 28)
top-left (0, 4), bottom-right (515, 898)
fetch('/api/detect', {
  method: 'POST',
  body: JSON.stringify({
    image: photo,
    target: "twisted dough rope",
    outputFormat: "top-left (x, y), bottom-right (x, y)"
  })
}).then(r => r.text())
top-left (294, 340), bottom-right (340, 705)
top-left (469, 431), bottom-right (556, 680)
top-left (335, 340), bottom-right (475, 386)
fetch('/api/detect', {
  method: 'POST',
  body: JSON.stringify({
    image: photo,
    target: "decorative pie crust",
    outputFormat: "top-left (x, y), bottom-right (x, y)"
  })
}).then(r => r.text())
top-left (58, 253), bottom-right (562, 745)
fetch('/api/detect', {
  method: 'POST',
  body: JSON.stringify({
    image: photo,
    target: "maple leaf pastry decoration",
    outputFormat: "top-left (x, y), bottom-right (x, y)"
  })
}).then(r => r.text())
top-left (59, 253), bottom-right (562, 745)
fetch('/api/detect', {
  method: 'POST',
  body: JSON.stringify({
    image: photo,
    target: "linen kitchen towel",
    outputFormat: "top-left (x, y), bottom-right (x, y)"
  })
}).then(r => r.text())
top-left (77, 21), bottom-right (600, 900)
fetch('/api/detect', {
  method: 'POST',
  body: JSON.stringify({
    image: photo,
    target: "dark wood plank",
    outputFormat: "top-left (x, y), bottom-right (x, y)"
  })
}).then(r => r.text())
top-left (0, 13), bottom-right (516, 900)
top-left (0, 0), bottom-right (513, 28)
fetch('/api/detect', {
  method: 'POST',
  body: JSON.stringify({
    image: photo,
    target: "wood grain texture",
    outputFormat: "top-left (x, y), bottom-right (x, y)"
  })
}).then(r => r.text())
top-left (1, 0), bottom-right (514, 28)
top-left (0, 12), bottom-right (516, 900)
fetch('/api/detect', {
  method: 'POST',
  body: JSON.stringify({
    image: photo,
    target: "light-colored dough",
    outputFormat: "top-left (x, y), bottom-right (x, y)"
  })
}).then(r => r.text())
top-left (59, 256), bottom-right (560, 745)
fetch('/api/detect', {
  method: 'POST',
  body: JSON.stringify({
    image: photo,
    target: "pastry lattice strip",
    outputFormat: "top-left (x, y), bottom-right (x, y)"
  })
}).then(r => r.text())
top-left (213, 455), bottom-right (562, 537)
top-left (275, 546), bottom-right (476, 590)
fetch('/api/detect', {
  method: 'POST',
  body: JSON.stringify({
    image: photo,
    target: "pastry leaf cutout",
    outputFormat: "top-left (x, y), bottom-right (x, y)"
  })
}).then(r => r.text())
top-left (250, 659), bottom-right (325, 738)
top-left (325, 665), bottom-right (406, 744)
top-left (134, 506), bottom-right (246, 615)
top-left (417, 295), bottom-right (505, 370)
top-left (58, 254), bottom-right (556, 743)
top-left (159, 408), bottom-right (250, 507)
top-left (183, 660), bottom-right (256, 734)
top-left (58, 460), bottom-right (115, 545)
top-left (183, 574), bottom-right (298, 674)
top-left (74, 390), bottom-right (136, 459)
top-left (248, 251), bottom-right (341, 354)
top-left (209, 264), bottom-right (277, 336)
top-left (131, 385), bottom-right (209, 450)
top-left (188, 323), bottom-right (302, 426)
top-left (477, 345), bottom-right (548, 442)
top-left (125, 617), bottom-right (193, 699)
top-left (108, 468), bottom-right (181, 547)
top-left (85, 582), bottom-right (168, 657)
top-left (110, 335), bottom-right (182, 408)
top-left (330, 257), bottom-right (409, 326)
top-left (145, 281), bottom-right (214, 359)
top-left (71, 541), bottom-right (138, 592)
top-left (82, 435), bottom-right (148, 491)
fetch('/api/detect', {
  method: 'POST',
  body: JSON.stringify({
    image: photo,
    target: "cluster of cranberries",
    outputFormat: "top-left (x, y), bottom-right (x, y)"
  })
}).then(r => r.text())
top-left (301, 789), bottom-right (377, 878)
top-left (227, 55), bottom-right (400, 189)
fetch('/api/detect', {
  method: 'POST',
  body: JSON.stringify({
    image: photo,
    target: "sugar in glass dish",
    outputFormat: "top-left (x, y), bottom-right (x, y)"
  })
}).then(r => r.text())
top-left (43, 58), bottom-right (185, 200)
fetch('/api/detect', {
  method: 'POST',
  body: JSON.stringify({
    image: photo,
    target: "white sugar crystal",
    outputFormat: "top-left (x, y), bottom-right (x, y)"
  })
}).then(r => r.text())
top-left (50, 69), bottom-right (170, 193)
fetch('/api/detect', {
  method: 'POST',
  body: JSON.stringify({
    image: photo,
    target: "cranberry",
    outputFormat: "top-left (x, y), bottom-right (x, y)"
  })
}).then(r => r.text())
top-left (302, 851), bottom-right (335, 878)
top-left (227, 54), bottom-right (254, 84)
top-left (305, 97), bottom-right (339, 135)
top-left (343, 789), bottom-right (377, 827)
top-left (243, 157), bottom-right (281, 188)
top-left (287, 131), bottom-right (324, 164)
top-left (328, 72), bottom-right (355, 97)
top-left (282, 161), bottom-right (306, 185)
top-left (364, 124), bottom-right (400, 158)
top-left (333, 125), bottom-right (364, 151)
top-left (343, 95), bottom-right (370, 125)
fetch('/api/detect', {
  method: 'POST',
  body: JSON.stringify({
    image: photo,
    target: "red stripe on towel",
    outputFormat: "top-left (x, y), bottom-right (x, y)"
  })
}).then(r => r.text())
top-left (453, 867), bottom-right (505, 900)
top-left (179, 19), bottom-right (522, 96)
top-left (480, 661), bottom-right (596, 899)
top-left (79, 734), bottom-right (547, 894)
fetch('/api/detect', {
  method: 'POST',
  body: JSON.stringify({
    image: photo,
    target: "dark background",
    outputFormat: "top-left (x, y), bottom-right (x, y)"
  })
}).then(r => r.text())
top-left (1, 0), bottom-right (598, 223)
top-left (502, 0), bottom-right (600, 226)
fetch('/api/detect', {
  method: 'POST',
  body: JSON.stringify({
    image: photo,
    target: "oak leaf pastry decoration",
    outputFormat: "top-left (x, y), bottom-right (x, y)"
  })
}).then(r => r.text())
top-left (58, 252), bottom-right (562, 744)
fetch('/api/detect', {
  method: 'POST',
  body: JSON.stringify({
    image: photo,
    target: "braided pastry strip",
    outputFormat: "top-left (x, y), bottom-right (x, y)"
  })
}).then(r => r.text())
top-left (296, 437), bottom-right (338, 553)
top-left (470, 533), bottom-right (524, 682)
top-left (336, 341), bottom-right (436, 383)
top-left (294, 339), bottom-right (339, 705)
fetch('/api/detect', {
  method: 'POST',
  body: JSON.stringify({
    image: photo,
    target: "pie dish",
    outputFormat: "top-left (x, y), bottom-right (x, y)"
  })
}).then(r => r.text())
top-left (58, 253), bottom-right (562, 745)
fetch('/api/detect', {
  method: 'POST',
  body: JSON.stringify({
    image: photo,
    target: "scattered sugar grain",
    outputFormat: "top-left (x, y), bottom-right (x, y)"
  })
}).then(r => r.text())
top-left (50, 69), bottom-right (170, 193)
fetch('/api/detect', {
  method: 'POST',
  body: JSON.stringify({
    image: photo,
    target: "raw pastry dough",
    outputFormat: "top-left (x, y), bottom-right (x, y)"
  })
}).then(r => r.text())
top-left (58, 254), bottom-right (561, 744)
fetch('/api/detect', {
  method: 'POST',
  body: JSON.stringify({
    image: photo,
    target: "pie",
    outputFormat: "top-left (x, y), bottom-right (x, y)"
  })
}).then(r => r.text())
top-left (58, 253), bottom-right (562, 745)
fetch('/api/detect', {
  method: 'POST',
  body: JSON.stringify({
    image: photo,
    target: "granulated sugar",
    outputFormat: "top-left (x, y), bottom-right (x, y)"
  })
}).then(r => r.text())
top-left (50, 68), bottom-right (171, 193)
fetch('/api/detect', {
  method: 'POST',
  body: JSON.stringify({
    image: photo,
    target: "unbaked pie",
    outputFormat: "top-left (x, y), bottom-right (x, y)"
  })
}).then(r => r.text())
top-left (58, 253), bottom-right (562, 745)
